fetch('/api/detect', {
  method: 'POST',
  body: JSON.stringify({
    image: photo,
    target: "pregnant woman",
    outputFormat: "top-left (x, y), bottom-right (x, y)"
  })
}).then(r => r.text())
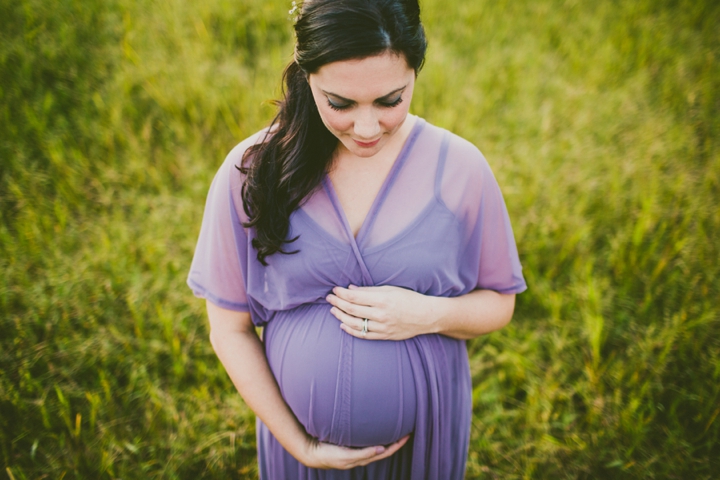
top-left (187, 0), bottom-right (527, 478)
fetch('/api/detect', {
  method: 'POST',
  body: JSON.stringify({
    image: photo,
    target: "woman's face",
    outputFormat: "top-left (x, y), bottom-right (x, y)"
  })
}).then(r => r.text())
top-left (307, 52), bottom-right (416, 158)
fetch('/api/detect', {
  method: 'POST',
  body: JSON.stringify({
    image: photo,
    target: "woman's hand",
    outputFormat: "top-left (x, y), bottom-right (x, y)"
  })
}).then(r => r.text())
top-left (326, 285), bottom-right (438, 340)
top-left (300, 435), bottom-right (410, 470)
top-left (327, 285), bottom-right (517, 341)
top-left (207, 301), bottom-right (412, 469)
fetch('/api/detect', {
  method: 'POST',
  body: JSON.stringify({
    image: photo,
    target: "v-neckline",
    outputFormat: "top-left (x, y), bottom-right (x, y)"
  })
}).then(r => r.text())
top-left (323, 117), bottom-right (425, 247)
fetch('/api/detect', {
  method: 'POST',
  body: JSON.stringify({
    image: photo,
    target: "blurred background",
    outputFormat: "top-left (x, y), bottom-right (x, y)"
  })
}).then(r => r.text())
top-left (1, 0), bottom-right (718, 478)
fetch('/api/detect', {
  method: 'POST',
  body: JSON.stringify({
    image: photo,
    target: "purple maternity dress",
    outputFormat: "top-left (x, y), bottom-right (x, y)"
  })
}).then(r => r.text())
top-left (187, 117), bottom-right (527, 479)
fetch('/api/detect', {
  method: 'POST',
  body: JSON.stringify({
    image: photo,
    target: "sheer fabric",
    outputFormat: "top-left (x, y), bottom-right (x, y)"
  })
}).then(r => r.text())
top-left (188, 117), bottom-right (526, 479)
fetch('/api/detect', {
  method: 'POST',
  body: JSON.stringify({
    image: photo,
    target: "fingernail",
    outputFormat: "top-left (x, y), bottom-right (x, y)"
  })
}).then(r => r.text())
top-left (348, 284), bottom-right (358, 290)
top-left (375, 446), bottom-right (385, 454)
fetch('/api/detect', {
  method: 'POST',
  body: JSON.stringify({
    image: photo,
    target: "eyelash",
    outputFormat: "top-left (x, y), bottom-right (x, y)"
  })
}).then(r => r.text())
top-left (326, 97), bottom-right (404, 112)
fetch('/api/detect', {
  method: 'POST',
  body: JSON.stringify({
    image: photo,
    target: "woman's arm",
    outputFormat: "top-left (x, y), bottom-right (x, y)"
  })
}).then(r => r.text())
top-left (326, 286), bottom-right (515, 340)
top-left (205, 300), bottom-right (409, 468)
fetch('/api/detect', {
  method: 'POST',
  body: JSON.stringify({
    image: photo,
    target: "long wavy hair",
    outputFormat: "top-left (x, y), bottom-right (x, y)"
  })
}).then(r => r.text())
top-left (240, 0), bottom-right (427, 265)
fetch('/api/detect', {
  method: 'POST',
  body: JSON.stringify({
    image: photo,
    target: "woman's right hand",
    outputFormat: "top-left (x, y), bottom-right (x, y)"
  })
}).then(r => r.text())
top-left (300, 434), bottom-right (410, 470)
top-left (206, 301), bottom-right (410, 471)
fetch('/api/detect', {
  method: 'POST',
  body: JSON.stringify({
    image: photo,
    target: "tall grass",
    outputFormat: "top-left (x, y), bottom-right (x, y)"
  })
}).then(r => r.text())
top-left (1, 0), bottom-right (718, 478)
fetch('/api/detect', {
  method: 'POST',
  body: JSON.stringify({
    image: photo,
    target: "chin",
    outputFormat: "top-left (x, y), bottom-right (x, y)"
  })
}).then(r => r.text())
top-left (346, 143), bottom-right (384, 158)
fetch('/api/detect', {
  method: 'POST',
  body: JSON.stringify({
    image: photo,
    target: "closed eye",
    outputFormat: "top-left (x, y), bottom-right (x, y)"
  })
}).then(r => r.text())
top-left (379, 96), bottom-right (403, 108)
top-left (326, 95), bottom-right (403, 111)
top-left (327, 99), bottom-right (351, 111)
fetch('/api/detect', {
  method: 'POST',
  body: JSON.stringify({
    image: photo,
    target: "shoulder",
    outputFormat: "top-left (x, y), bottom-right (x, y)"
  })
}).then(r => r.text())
top-left (421, 121), bottom-right (492, 184)
top-left (417, 120), bottom-right (501, 214)
top-left (211, 128), bottom-right (271, 191)
top-left (221, 128), bottom-right (272, 176)
top-left (205, 128), bottom-right (270, 221)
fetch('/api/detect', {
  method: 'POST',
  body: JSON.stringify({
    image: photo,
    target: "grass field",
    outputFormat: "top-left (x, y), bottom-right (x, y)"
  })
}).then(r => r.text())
top-left (1, 0), bottom-right (718, 478)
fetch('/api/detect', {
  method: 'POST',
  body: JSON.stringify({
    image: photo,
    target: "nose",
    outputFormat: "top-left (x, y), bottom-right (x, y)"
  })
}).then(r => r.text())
top-left (353, 108), bottom-right (381, 140)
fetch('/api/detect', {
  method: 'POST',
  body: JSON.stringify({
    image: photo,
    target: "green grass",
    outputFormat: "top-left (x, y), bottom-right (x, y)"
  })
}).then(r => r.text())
top-left (1, 0), bottom-right (718, 478)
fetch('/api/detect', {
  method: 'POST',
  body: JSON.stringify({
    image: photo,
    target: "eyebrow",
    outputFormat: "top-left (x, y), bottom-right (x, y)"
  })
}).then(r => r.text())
top-left (321, 85), bottom-right (407, 103)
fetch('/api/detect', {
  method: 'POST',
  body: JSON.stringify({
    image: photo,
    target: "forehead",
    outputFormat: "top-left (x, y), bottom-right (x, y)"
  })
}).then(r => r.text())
top-left (309, 52), bottom-right (414, 98)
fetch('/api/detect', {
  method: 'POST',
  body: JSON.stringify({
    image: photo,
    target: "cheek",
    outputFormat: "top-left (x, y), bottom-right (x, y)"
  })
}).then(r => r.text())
top-left (318, 108), bottom-right (353, 133)
top-left (382, 108), bottom-right (409, 129)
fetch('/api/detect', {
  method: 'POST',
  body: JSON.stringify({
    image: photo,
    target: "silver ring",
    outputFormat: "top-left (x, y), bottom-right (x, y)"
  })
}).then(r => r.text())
top-left (361, 318), bottom-right (369, 336)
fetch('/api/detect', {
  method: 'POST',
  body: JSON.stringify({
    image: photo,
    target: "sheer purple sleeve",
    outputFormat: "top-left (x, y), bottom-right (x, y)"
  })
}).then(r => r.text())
top-left (187, 149), bottom-right (250, 311)
top-left (473, 158), bottom-right (526, 293)
top-left (440, 134), bottom-right (527, 295)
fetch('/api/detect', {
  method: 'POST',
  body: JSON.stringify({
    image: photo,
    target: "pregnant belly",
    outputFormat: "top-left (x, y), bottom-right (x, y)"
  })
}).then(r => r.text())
top-left (263, 303), bottom-right (416, 447)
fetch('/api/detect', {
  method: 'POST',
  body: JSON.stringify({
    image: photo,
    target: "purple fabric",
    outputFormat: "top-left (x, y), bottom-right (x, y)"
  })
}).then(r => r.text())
top-left (188, 118), bottom-right (527, 479)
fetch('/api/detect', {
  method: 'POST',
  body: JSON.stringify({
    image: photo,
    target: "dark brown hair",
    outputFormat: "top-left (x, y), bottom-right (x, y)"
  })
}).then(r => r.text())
top-left (241, 0), bottom-right (427, 264)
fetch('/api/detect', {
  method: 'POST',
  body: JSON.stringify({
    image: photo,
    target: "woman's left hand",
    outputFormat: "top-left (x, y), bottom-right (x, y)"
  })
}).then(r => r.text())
top-left (326, 285), bottom-right (439, 340)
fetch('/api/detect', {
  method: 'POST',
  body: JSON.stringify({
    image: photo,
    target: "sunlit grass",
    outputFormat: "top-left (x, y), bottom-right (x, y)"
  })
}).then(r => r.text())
top-left (1, 0), bottom-right (718, 478)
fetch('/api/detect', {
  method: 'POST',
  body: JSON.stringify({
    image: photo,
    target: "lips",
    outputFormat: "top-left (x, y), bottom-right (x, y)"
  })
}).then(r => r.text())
top-left (353, 138), bottom-right (381, 148)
